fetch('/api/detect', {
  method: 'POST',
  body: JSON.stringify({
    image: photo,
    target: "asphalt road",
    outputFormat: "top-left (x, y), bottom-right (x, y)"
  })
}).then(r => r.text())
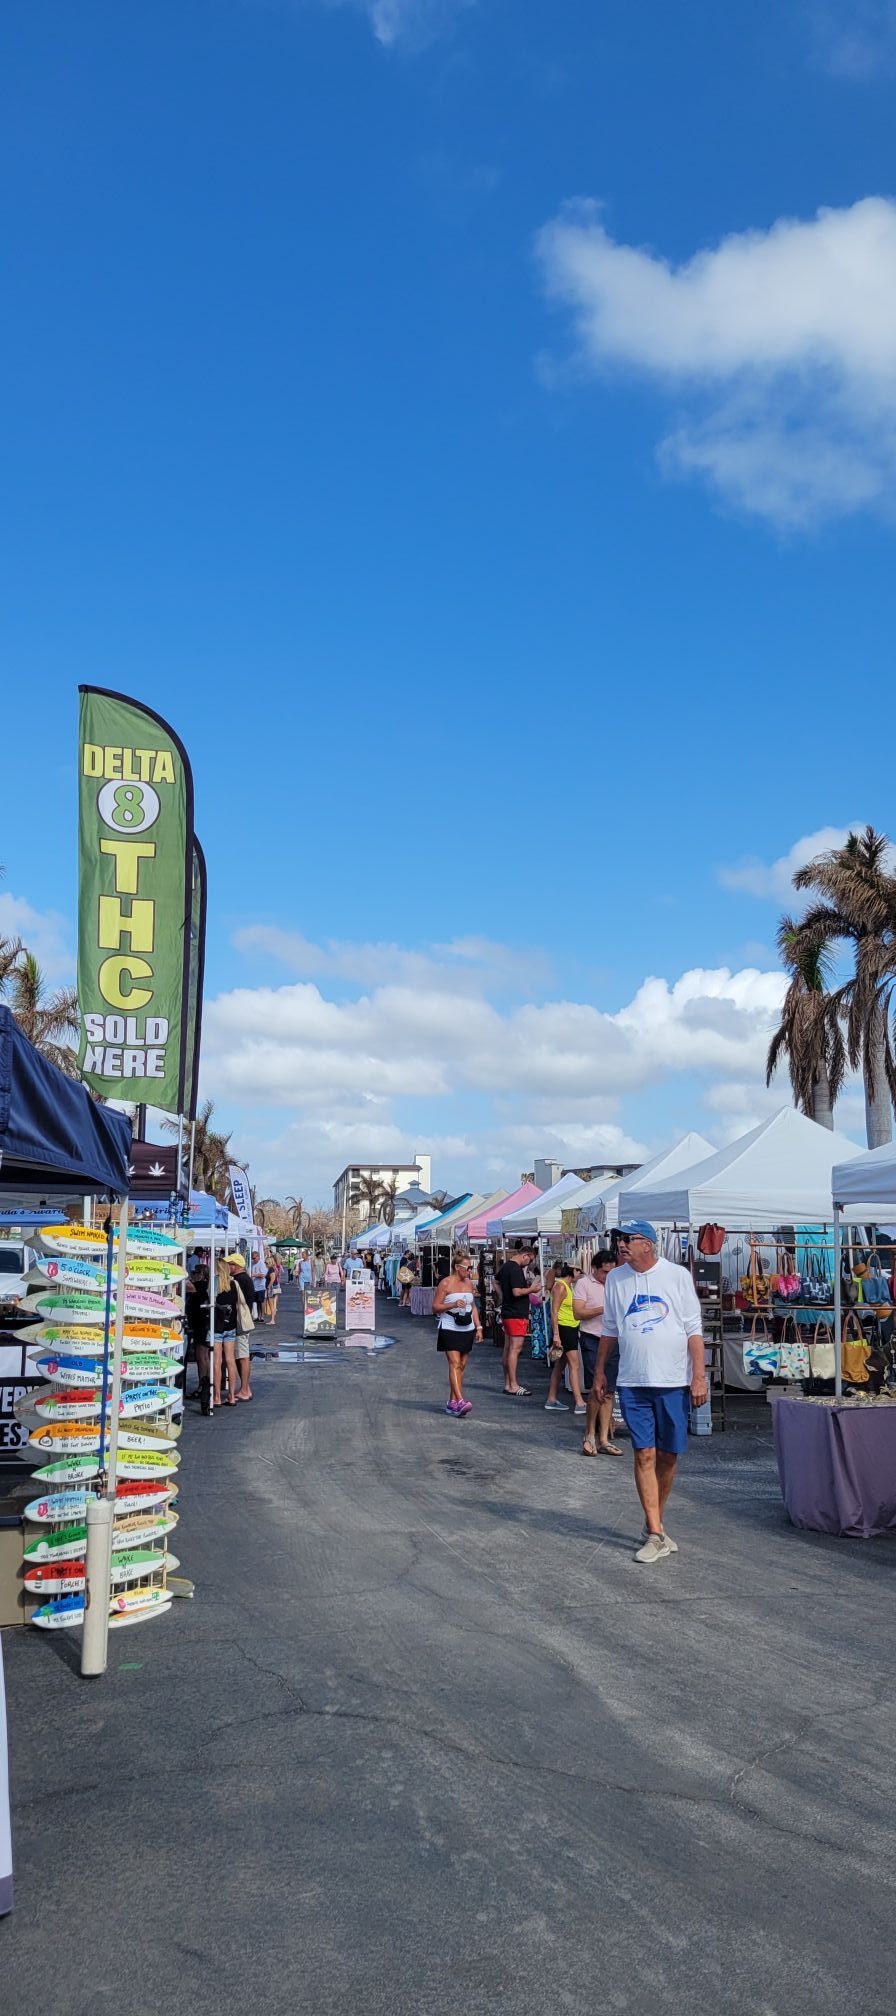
top-left (3, 1286), bottom-right (896, 2015)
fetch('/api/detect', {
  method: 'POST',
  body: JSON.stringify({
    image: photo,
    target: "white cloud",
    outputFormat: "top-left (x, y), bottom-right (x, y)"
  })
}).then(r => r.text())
top-left (199, 950), bottom-right (790, 1194)
top-left (0, 892), bottom-right (73, 983)
top-left (536, 196), bottom-right (896, 526)
top-left (810, 2), bottom-right (896, 77)
top-left (203, 961), bottom-right (786, 1114)
top-left (234, 924), bottom-right (552, 994)
top-left (321, 0), bottom-right (472, 47)
top-left (718, 825), bottom-right (868, 898)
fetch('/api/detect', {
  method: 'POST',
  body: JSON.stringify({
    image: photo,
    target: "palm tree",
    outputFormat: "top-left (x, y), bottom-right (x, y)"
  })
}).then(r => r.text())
top-left (0, 933), bottom-right (23, 997)
top-left (165, 1098), bottom-right (233, 1197)
top-left (766, 916), bottom-right (845, 1129)
top-left (357, 1173), bottom-right (385, 1225)
top-left (791, 825), bottom-right (896, 1148)
top-left (8, 951), bottom-right (80, 1074)
top-left (380, 1177), bottom-right (398, 1226)
top-left (285, 1195), bottom-right (304, 1235)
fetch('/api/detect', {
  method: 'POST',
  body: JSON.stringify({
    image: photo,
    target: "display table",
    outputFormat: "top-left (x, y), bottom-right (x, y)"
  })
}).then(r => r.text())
top-left (410, 1285), bottom-right (434, 1318)
top-left (773, 1395), bottom-right (896, 1539)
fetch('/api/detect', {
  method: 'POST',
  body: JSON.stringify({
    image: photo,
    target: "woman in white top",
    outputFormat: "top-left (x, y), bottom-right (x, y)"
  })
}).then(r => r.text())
top-left (433, 1255), bottom-right (482, 1417)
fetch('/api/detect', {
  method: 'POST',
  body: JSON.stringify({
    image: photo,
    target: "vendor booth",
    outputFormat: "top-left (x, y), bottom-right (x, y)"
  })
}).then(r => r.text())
top-left (770, 1138), bottom-right (896, 1540)
top-left (630, 1105), bottom-right (870, 1455)
top-left (0, 1003), bottom-right (133, 1914)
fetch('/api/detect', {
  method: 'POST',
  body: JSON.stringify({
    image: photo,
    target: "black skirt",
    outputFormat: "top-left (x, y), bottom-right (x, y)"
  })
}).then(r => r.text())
top-left (437, 1324), bottom-right (474, 1354)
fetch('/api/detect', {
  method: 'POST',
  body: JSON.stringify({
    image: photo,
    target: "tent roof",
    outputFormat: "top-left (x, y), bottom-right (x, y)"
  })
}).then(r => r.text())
top-left (431, 1189), bottom-right (510, 1242)
top-left (632, 1106), bottom-right (864, 1230)
top-left (832, 1138), bottom-right (896, 1213)
top-left (495, 1170), bottom-right (590, 1238)
top-left (572, 1133), bottom-right (716, 1235)
top-left (0, 1004), bottom-right (132, 1197)
top-left (415, 1193), bottom-right (487, 1243)
top-left (467, 1181), bottom-right (542, 1241)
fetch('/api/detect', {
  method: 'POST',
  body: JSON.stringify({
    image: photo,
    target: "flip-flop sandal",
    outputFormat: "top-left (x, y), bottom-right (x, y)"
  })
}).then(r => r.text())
top-left (504, 1386), bottom-right (531, 1397)
top-left (599, 1442), bottom-right (623, 1455)
top-left (237, 1392), bottom-right (253, 1401)
top-left (582, 1437), bottom-right (598, 1456)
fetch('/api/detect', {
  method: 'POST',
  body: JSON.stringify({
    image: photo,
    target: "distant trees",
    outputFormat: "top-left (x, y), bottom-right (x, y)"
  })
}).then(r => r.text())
top-left (768, 824), bottom-right (896, 1146)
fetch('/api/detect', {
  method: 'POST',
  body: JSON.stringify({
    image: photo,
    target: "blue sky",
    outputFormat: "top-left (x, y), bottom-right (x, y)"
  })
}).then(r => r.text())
top-left (3, 1), bottom-right (896, 1200)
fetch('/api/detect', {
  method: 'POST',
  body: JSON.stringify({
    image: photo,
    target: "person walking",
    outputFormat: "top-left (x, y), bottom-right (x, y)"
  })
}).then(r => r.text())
top-left (248, 1249), bottom-right (265, 1320)
top-left (225, 1252), bottom-right (256, 1402)
top-left (433, 1254), bottom-right (482, 1416)
top-left (545, 1262), bottom-right (586, 1413)
top-left (496, 1243), bottom-right (534, 1396)
top-left (576, 1251), bottom-right (622, 1456)
top-left (213, 1256), bottom-right (240, 1408)
top-left (593, 1219), bottom-right (706, 1563)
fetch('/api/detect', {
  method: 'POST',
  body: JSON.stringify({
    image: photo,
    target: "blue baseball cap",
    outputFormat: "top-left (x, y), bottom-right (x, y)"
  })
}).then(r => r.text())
top-left (618, 1219), bottom-right (658, 1245)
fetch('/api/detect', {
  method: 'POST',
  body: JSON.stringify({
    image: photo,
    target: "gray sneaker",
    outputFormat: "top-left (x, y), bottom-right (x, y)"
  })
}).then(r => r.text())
top-left (634, 1533), bottom-right (674, 1564)
top-left (640, 1524), bottom-right (678, 1553)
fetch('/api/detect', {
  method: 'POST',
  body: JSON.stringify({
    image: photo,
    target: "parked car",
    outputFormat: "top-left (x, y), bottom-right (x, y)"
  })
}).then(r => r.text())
top-left (0, 1243), bottom-right (35, 1320)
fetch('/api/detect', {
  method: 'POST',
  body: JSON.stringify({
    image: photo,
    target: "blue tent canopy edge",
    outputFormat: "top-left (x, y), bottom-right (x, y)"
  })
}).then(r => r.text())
top-left (0, 1004), bottom-right (132, 1197)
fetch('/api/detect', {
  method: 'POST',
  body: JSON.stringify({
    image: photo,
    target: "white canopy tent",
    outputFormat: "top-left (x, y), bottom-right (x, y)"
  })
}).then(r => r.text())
top-left (831, 1141), bottom-right (896, 1218)
top-left (574, 1133), bottom-right (716, 1236)
top-left (631, 1107), bottom-right (864, 1232)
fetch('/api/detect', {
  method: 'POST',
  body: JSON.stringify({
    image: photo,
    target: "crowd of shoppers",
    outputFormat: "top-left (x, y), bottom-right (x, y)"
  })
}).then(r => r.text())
top-left (430, 1223), bottom-right (707, 1566)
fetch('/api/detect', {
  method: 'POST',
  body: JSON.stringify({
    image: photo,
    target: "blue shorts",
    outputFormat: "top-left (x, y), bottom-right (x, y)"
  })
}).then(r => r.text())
top-left (581, 1339), bottom-right (620, 1393)
top-left (618, 1385), bottom-right (690, 1455)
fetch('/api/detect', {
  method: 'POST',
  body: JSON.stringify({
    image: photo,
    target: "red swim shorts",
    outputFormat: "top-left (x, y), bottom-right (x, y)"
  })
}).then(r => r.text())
top-left (503, 1318), bottom-right (528, 1337)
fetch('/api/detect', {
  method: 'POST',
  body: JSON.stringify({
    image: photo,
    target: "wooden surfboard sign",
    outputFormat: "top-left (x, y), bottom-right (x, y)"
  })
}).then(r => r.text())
top-left (19, 1288), bottom-right (182, 1324)
top-left (109, 1584), bottom-right (173, 1617)
top-left (29, 1457), bottom-right (103, 1484)
top-left (24, 1563), bottom-right (86, 1596)
top-left (38, 1225), bottom-right (186, 1257)
top-left (108, 1596), bottom-right (173, 1630)
top-left (24, 1522), bottom-right (91, 1561)
top-left (26, 1420), bottom-right (177, 1450)
top-left (21, 1323), bottom-right (185, 1354)
top-left (30, 1351), bottom-right (181, 1389)
top-left (109, 1549), bottom-right (177, 1586)
top-left (32, 1595), bottom-right (86, 1629)
top-left (33, 1590), bottom-right (176, 1627)
top-left (111, 1511), bottom-right (178, 1547)
top-left (24, 1483), bottom-right (176, 1522)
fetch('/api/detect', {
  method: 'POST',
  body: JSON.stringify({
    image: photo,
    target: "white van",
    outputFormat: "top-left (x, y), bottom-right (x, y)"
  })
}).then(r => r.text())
top-left (0, 1243), bottom-right (35, 1318)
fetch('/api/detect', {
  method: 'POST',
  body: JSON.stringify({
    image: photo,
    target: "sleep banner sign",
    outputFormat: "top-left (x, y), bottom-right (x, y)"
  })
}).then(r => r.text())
top-left (77, 687), bottom-right (204, 1117)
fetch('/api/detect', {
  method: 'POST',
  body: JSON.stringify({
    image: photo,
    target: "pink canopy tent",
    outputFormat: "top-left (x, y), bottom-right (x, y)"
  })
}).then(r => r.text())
top-left (464, 1182), bottom-right (543, 1243)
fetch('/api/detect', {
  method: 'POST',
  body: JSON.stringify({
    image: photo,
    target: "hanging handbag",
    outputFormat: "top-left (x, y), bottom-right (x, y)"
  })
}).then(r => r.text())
top-left (809, 1320), bottom-right (836, 1380)
top-left (234, 1280), bottom-right (256, 1335)
top-left (743, 1314), bottom-right (779, 1378)
top-left (776, 1273), bottom-right (801, 1300)
top-left (697, 1223), bottom-right (726, 1256)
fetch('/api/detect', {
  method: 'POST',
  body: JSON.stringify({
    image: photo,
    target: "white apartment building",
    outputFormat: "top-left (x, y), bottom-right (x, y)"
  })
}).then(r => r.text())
top-left (334, 1155), bottom-right (432, 1234)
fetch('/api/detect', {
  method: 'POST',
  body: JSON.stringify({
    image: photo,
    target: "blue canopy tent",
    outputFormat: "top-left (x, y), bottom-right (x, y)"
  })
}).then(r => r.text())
top-left (0, 1005), bottom-right (131, 1199)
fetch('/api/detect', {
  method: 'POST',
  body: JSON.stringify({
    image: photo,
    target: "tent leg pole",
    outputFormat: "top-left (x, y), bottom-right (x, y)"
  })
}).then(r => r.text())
top-left (81, 1500), bottom-right (113, 1677)
top-left (209, 1230), bottom-right (217, 1417)
top-left (833, 1205), bottom-right (843, 1399)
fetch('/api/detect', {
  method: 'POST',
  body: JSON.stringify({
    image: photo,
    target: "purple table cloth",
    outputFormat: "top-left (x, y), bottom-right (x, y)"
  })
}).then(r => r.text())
top-left (773, 1397), bottom-right (896, 1539)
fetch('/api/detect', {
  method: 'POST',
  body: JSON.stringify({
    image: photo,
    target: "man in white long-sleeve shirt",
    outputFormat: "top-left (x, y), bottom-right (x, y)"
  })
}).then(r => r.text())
top-left (594, 1219), bottom-right (707, 1564)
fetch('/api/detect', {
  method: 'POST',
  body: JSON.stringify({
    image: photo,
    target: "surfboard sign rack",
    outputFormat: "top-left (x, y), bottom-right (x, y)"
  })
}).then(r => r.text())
top-left (18, 1221), bottom-right (190, 1638)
